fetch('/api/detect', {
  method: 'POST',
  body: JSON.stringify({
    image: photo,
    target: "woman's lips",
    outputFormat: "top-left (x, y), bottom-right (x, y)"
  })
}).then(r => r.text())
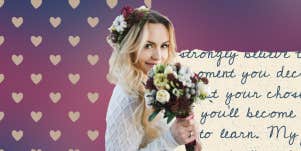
top-left (145, 62), bottom-right (157, 67)
top-left (146, 62), bottom-right (156, 65)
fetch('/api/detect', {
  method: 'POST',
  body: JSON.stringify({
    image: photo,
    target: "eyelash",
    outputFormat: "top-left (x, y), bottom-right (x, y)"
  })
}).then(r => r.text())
top-left (145, 44), bottom-right (152, 49)
top-left (162, 44), bottom-right (169, 49)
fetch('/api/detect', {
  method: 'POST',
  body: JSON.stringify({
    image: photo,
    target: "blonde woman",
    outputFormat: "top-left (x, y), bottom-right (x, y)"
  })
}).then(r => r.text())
top-left (106, 6), bottom-right (202, 151)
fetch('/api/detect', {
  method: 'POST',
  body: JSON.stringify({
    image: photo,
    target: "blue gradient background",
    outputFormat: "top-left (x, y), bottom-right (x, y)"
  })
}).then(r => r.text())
top-left (0, 0), bottom-right (301, 150)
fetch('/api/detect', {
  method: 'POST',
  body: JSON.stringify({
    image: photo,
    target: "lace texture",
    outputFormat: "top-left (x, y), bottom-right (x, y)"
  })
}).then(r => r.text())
top-left (105, 85), bottom-right (180, 151)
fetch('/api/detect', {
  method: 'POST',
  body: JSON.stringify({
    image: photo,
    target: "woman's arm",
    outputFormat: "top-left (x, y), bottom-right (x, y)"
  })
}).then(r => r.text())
top-left (105, 97), bottom-right (179, 151)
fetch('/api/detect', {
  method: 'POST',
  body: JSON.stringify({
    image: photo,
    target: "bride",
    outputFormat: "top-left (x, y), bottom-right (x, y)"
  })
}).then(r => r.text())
top-left (105, 5), bottom-right (202, 151)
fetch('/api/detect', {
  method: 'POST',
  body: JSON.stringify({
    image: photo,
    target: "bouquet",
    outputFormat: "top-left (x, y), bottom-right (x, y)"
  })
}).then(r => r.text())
top-left (144, 63), bottom-right (210, 151)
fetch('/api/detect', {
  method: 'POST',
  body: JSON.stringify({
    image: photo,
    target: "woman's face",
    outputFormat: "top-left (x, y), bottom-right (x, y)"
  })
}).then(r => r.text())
top-left (137, 23), bottom-right (170, 74)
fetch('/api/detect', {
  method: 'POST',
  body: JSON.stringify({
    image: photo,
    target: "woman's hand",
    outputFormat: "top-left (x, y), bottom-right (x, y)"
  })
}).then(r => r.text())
top-left (194, 141), bottom-right (202, 151)
top-left (170, 114), bottom-right (198, 145)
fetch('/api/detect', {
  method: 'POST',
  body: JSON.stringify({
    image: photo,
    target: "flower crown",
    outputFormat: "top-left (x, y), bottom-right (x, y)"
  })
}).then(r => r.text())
top-left (107, 5), bottom-right (150, 49)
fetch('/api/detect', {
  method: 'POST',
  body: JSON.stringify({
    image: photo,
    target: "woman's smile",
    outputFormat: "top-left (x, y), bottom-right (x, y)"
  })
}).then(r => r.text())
top-left (145, 62), bottom-right (158, 68)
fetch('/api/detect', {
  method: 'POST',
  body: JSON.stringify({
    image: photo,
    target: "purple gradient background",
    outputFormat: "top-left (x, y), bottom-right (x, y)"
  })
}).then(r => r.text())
top-left (0, 0), bottom-right (301, 150)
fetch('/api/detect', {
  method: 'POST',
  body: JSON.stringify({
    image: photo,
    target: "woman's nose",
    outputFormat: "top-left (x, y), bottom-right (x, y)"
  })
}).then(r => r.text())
top-left (151, 48), bottom-right (161, 60)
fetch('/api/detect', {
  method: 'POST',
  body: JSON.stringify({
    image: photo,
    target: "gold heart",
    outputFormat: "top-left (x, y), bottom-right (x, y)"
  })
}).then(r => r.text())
top-left (31, 111), bottom-right (42, 122)
top-left (12, 130), bottom-right (23, 141)
top-left (144, 0), bottom-right (152, 8)
top-left (31, 0), bottom-right (42, 9)
top-left (31, 149), bottom-right (42, 151)
top-left (87, 54), bottom-right (99, 65)
top-left (11, 54), bottom-right (23, 66)
top-left (49, 54), bottom-right (61, 65)
top-left (106, 0), bottom-right (117, 9)
top-left (49, 17), bottom-right (61, 28)
top-left (31, 35), bottom-right (42, 47)
top-left (87, 130), bottom-right (99, 141)
top-left (11, 17), bottom-right (23, 28)
top-left (0, 112), bottom-right (4, 121)
top-left (12, 92), bottom-right (23, 103)
top-left (49, 92), bottom-right (61, 103)
top-left (68, 73), bottom-right (80, 84)
top-left (68, 111), bottom-right (80, 122)
top-left (68, 149), bottom-right (80, 151)
top-left (0, 35), bottom-right (4, 46)
top-left (68, 0), bottom-right (80, 9)
top-left (87, 17), bottom-right (99, 28)
top-left (0, 74), bottom-right (4, 84)
top-left (87, 92), bottom-right (99, 103)
top-left (31, 73), bottom-right (42, 85)
top-left (0, 0), bottom-right (4, 8)
top-left (49, 130), bottom-right (61, 141)
top-left (68, 36), bottom-right (80, 47)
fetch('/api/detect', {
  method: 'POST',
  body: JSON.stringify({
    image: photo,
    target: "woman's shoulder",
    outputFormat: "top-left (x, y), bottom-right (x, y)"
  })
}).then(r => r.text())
top-left (110, 84), bottom-right (136, 103)
top-left (107, 84), bottom-right (141, 117)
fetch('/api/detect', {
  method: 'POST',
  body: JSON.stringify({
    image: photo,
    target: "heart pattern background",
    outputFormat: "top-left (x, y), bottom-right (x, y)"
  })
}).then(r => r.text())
top-left (0, 0), bottom-right (301, 151)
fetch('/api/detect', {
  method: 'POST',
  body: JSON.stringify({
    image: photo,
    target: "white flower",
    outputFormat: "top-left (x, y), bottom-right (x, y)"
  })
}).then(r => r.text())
top-left (172, 88), bottom-right (182, 97)
top-left (108, 25), bottom-right (115, 32)
top-left (164, 65), bottom-right (177, 77)
top-left (112, 15), bottom-right (127, 32)
top-left (178, 75), bottom-right (192, 87)
top-left (178, 66), bottom-right (194, 87)
top-left (179, 66), bottom-right (193, 77)
top-left (197, 82), bottom-right (210, 97)
top-left (156, 90), bottom-right (170, 104)
top-left (147, 68), bottom-right (155, 77)
top-left (178, 73), bottom-right (192, 87)
top-left (137, 5), bottom-right (149, 11)
top-left (164, 65), bottom-right (173, 74)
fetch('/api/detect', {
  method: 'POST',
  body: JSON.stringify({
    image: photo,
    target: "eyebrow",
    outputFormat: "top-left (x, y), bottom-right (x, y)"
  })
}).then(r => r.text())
top-left (147, 41), bottom-right (170, 45)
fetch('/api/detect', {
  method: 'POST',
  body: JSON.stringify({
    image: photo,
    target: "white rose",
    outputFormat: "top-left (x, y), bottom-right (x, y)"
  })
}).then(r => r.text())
top-left (156, 90), bottom-right (170, 104)
top-left (198, 82), bottom-right (210, 96)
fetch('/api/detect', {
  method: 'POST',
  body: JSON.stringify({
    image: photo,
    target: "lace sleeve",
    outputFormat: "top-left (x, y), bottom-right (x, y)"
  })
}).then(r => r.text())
top-left (105, 85), bottom-right (179, 151)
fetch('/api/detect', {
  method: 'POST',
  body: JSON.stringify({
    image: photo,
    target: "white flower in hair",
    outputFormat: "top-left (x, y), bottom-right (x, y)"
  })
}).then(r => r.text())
top-left (137, 5), bottom-right (149, 11)
top-left (108, 25), bottom-right (115, 32)
top-left (112, 15), bottom-right (127, 32)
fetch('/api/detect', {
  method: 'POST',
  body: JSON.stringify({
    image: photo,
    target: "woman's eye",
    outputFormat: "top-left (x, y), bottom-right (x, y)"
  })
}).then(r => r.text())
top-left (145, 44), bottom-right (152, 49)
top-left (161, 44), bottom-right (169, 49)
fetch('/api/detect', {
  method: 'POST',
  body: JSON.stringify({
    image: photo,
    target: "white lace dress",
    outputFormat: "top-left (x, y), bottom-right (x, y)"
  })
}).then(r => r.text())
top-left (105, 84), bottom-right (180, 151)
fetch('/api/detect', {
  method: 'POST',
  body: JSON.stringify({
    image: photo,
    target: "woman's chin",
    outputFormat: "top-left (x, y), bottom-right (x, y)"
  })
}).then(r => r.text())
top-left (142, 67), bottom-right (152, 74)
